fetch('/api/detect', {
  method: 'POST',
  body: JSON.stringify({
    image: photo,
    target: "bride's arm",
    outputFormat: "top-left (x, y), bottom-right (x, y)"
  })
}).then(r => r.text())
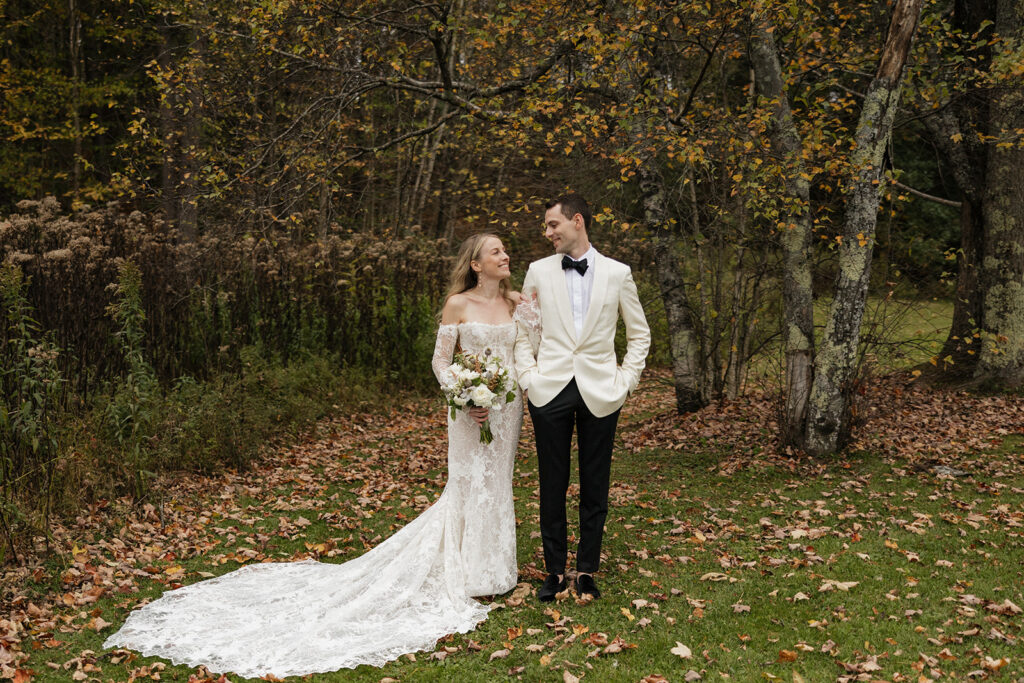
top-left (513, 267), bottom-right (540, 393)
top-left (431, 295), bottom-right (465, 384)
top-left (513, 289), bottom-right (541, 352)
top-left (431, 324), bottom-right (459, 385)
top-left (432, 296), bottom-right (488, 425)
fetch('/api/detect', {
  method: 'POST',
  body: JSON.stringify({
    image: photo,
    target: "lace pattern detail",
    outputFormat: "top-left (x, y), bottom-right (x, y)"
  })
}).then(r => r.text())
top-left (432, 323), bottom-right (459, 385)
top-left (513, 296), bottom-right (542, 351)
top-left (104, 322), bottom-right (523, 678)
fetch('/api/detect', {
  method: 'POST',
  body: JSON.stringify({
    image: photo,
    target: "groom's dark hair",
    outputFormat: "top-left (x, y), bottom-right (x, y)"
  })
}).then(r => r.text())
top-left (546, 194), bottom-right (592, 231)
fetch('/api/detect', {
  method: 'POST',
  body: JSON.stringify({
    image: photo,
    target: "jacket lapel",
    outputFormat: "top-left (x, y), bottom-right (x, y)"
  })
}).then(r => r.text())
top-left (547, 256), bottom-right (577, 342)
top-left (578, 252), bottom-right (608, 343)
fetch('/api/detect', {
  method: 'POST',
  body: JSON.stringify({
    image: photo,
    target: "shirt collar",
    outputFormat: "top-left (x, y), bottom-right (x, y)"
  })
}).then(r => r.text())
top-left (576, 244), bottom-right (597, 266)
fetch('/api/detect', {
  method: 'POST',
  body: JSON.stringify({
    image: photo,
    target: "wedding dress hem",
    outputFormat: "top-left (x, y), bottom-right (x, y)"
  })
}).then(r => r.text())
top-left (103, 315), bottom-right (534, 678)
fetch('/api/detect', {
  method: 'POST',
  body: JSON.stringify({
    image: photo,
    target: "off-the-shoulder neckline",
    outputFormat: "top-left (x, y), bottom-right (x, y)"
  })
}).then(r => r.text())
top-left (438, 321), bottom-right (516, 329)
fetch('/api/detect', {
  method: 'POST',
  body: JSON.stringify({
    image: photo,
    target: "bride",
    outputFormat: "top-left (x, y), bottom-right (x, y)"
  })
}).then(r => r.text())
top-left (104, 233), bottom-right (534, 678)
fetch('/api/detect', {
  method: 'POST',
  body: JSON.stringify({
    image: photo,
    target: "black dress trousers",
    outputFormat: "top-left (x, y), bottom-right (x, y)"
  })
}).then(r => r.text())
top-left (528, 378), bottom-right (620, 574)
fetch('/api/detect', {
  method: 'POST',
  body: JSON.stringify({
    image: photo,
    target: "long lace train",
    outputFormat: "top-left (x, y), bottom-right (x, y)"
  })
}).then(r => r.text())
top-left (104, 319), bottom-right (528, 678)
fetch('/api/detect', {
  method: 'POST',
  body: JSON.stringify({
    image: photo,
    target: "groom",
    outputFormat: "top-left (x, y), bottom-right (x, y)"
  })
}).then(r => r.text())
top-left (515, 193), bottom-right (650, 601)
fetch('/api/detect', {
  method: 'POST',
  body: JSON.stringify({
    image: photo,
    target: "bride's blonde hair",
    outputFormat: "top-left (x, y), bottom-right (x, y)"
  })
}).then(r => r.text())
top-left (444, 233), bottom-right (516, 313)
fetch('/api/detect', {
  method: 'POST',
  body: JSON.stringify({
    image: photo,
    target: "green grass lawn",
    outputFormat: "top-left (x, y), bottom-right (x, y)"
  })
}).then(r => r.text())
top-left (9, 373), bottom-right (1022, 683)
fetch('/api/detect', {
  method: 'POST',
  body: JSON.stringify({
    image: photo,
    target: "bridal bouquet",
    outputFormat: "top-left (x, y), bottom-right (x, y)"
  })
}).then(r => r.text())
top-left (440, 349), bottom-right (516, 444)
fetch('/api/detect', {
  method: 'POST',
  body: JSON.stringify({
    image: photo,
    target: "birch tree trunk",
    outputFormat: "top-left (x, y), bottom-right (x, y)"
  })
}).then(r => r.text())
top-left (411, 111), bottom-right (446, 228)
top-left (804, 0), bottom-right (925, 456)
top-left (639, 162), bottom-right (704, 413)
top-left (976, 0), bottom-right (1024, 386)
top-left (749, 21), bottom-right (815, 447)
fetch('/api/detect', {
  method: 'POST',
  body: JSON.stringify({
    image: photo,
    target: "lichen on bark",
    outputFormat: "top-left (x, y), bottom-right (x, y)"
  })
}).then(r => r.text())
top-left (804, 0), bottom-right (925, 456)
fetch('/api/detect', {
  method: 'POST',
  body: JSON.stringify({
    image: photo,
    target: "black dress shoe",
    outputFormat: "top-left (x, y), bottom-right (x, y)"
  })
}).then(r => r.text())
top-left (575, 574), bottom-right (601, 599)
top-left (538, 573), bottom-right (567, 602)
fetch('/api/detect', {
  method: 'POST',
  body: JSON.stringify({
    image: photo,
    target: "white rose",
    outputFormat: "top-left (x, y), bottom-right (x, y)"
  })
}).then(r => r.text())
top-left (453, 394), bottom-right (468, 407)
top-left (460, 369), bottom-right (480, 382)
top-left (468, 384), bottom-right (495, 406)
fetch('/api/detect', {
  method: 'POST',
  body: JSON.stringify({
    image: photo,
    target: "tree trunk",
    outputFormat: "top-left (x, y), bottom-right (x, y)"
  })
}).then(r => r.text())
top-left (688, 164), bottom-right (713, 403)
top-left (930, 0), bottom-right (994, 376)
top-left (318, 179), bottom-right (330, 239)
top-left (805, 0), bottom-right (925, 456)
top-left (178, 29), bottom-right (205, 240)
top-left (158, 28), bottom-right (179, 227)
top-left (976, 0), bottom-right (1024, 386)
top-left (68, 0), bottom-right (83, 200)
top-left (725, 246), bottom-right (746, 400)
top-left (749, 21), bottom-right (815, 447)
top-left (410, 99), bottom-right (447, 227)
top-left (393, 146), bottom-right (406, 234)
top-left (416, 123), bottom-right (445, 226)
top-left (941, 193), bottom-right (986, 370)
top-left (640, 162), bottom-right (704, 413)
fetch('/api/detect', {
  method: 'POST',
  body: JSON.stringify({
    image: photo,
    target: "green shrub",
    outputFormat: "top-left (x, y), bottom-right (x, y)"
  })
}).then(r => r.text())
top-left (151, 347), bottom-right (345, 472)
top-left (104, 260), bottom-right (159, 499)
top-left (0, 263), bottom-right (66, 563)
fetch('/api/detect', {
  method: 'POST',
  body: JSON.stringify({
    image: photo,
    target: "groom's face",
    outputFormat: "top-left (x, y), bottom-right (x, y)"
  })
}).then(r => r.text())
top-left (544, 204), bottom-right (585, 256)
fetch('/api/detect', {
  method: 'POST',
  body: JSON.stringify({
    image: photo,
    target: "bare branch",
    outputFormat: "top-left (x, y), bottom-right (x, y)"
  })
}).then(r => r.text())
top-left (670, 26), bottom-right (728, 126)
top-left (889, 178), bottom-right (962, 208)
top-left (340, 109), bottom-right (461, 164)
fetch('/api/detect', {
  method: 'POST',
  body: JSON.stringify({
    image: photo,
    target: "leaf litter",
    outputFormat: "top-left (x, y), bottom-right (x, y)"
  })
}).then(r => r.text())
top-left (1, 370), bottom-right (1022, 680)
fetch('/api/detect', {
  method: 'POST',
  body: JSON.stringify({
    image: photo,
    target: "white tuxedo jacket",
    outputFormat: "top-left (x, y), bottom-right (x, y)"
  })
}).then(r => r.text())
top-left (514, 252), bottom-right (650, 418)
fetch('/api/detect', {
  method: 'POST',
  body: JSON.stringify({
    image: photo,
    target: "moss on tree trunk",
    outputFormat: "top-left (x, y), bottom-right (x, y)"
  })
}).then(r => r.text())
top-left (975, 0), bottom-right (1024, 387)
top-left (749, 21), bottom-right (815, 448)
top-left (640, 162), bottom-right (704, 413)
top-left (804, 0), bottom-right (925, 456)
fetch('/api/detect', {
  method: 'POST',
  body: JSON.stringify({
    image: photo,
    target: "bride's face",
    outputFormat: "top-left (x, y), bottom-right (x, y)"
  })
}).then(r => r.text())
top-left (473, 237), bottom-right (511, 280)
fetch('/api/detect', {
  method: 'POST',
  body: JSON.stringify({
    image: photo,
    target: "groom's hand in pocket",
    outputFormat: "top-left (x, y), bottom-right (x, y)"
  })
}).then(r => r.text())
top-left (468, 406), bottom-right (489, 425)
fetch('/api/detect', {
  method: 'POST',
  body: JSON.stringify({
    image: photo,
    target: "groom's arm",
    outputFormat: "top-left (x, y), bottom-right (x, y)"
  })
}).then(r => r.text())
top-left (514, 265), bottom-right (539, 393)
top-left (618, 269), bottom-right (650, 394)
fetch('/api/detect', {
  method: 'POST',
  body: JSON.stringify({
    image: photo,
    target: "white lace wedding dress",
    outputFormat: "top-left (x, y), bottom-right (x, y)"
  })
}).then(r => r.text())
top-left (103, 319), bottom-right (528, 678)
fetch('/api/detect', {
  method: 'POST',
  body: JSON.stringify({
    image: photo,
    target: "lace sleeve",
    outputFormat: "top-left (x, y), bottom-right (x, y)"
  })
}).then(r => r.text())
top-left (513, 295), bottom-right (541, 351)
top-left (431, 324), bottom-right (459, 385)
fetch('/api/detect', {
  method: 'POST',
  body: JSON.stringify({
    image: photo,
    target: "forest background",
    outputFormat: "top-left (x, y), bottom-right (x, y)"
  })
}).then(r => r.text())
top-left (1, 0), bottom-right (1022, 567)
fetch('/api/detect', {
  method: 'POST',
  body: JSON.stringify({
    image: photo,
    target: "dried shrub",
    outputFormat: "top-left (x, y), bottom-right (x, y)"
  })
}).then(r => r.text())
top-left (0, 199), bottom-right (451, 562)
top-left (0, 198), bottom-right (451, 394)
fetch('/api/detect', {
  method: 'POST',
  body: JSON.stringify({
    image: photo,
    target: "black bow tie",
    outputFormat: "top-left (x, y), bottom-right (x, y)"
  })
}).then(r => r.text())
top-left (561, 255), bottom-right (588, 275)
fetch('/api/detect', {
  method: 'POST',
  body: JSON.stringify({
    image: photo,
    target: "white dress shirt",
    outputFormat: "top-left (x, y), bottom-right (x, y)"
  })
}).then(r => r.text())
top-left (563, 244), bottom-right (597, 338)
